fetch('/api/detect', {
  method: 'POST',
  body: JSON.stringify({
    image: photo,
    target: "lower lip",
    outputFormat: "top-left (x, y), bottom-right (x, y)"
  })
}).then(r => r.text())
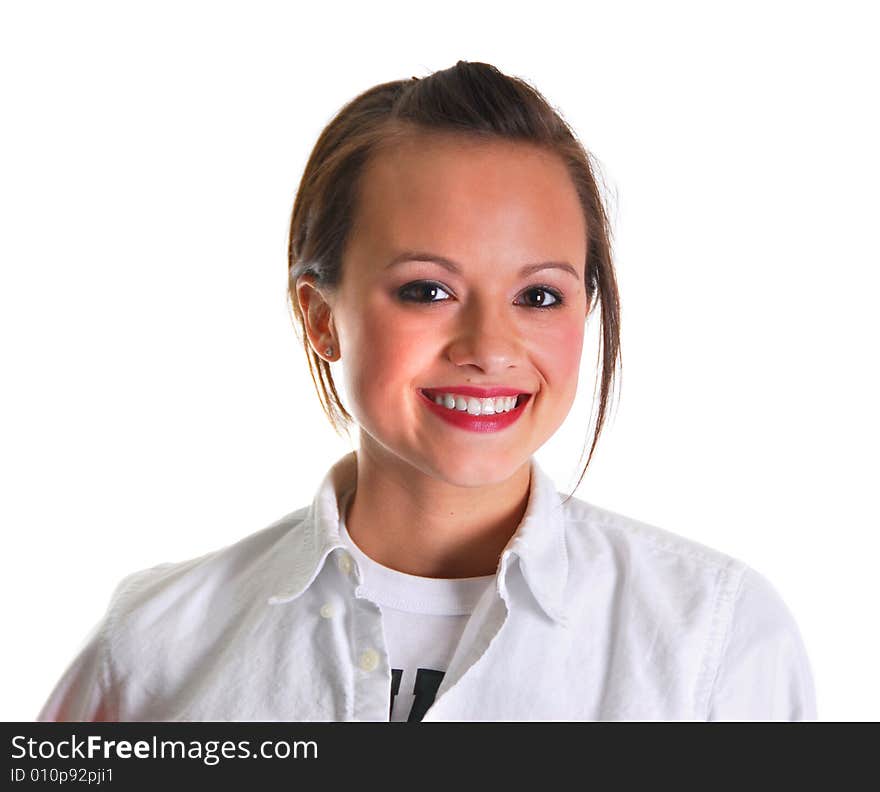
top-left (417, 390), bottom-right (532, 433)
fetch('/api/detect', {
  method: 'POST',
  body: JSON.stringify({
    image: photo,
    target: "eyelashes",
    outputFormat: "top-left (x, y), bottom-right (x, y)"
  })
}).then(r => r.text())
top-left (397, 280), bottom-right (565, 310)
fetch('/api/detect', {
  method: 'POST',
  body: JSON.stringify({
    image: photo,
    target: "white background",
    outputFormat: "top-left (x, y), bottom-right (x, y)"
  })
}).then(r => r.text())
top-left (1, 0), bottom-right (877, 720)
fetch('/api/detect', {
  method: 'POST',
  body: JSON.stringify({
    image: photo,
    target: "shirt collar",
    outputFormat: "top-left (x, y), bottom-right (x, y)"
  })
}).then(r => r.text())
top-left (266, 450), bottom-right (569, 625)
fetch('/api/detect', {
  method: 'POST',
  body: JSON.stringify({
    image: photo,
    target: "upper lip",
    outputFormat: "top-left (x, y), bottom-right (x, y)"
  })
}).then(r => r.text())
top-left (421, 385), bottom-right (531, 398)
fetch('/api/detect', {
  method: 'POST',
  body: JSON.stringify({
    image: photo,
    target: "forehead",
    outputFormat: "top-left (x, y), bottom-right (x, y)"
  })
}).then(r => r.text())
top-left (350, 133), bottom-right (587, 268)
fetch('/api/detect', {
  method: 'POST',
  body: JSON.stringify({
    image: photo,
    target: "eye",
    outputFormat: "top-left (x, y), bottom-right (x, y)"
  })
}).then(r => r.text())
top-left (517, 286), bottom-right (564, 309)
top-left (396, 280), bottom-right (564, 309)
top-left (397, 281), bottom-right (453, 304)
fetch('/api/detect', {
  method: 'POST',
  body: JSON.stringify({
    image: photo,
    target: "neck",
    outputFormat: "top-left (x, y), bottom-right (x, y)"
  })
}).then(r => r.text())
top-left (343, 440), bottom-right (532, 579)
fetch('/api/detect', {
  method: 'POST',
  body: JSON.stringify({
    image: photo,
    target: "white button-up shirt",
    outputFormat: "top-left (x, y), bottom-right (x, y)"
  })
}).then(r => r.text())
top-left (38, 451), bottom-right (817, 721)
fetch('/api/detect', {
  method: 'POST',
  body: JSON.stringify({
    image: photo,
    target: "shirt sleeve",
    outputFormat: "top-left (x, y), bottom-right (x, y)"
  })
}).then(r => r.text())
top-left (706, 566), bottom-right (817, 721)
top-left (36, 616), bottom-right (115, 722)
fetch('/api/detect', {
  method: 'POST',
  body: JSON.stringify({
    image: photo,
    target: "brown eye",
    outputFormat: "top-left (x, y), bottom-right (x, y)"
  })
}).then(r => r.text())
top-left (397, 281), bottom-right (452, 303)
top-left (519, 286), bottom-right (563, 309)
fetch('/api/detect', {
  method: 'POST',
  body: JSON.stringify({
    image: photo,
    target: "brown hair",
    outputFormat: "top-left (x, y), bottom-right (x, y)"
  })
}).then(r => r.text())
top-left (287, 61), bottom-right (622, 500)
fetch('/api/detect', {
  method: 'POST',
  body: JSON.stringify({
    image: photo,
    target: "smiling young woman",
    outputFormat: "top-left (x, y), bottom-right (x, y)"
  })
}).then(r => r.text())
top-left (38, 61), bottom-right (816, 723)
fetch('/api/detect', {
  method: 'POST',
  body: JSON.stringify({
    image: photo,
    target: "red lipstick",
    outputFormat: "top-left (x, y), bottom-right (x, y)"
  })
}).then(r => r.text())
top-left (417, 388), bottom-right (532, 434)
top-left (421, 385), bottom-right (528, 398)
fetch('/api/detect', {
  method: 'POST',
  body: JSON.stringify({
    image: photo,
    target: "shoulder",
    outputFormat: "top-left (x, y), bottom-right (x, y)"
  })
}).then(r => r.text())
top-left (104, 505), bottom-right (311, 637)
top-left (707, 561), bottom-right (817, 719)
top-left (560, 494), bottom-right (735, 565)
top-left (559, 494), bottom-right (748, 586)
top-left (39, 506), bottom-right (313, 721)
top-left (559, 496), bottom-right (806, 631)
top-left (558, 495), bottom-right (816, 719)
top-left (557, 496), bottom-right (750, 667)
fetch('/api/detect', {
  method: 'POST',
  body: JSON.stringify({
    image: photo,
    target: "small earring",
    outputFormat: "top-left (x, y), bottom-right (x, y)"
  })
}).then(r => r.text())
top-left (324, 345), bottom-right (334, 358)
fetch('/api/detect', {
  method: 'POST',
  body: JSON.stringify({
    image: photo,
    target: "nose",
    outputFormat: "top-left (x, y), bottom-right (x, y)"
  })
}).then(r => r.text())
top-left (445, 295), bottom-right (522, 375)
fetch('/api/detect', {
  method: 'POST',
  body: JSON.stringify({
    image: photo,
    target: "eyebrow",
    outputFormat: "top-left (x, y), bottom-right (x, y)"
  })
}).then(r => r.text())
top-left (385, 250), bottom-right (580, 281)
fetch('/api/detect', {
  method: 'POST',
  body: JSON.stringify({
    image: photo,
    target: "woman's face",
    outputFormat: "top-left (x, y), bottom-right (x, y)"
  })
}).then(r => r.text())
top-left (304, 133), bottom-right (589, 488)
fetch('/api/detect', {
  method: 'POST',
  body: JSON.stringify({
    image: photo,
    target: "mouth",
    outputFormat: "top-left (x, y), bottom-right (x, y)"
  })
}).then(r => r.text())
top-left (419, 389), bottom-right (531, 410)
top-left (415, 388), bottom-right (531, 433)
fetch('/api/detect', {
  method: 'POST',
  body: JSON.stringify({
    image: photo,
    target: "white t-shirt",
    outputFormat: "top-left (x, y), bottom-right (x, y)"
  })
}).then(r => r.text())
top-left (337, 489), bottom-right (495, 722)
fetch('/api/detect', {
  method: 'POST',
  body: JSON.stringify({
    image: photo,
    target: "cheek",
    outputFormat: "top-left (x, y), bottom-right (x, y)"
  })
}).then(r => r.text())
top-left (542, 318), bottom-right (586, 380)
top-left (532, 318), bottom-right (586, 417)
top-left (344, 310), bottom-right (436, 405)
top-left (361, 312), bottom-right (435, 370)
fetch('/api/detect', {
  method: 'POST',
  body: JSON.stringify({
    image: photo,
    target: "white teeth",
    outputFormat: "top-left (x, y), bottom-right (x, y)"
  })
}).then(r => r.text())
top-left (429, 391), bottom-right (521, 415)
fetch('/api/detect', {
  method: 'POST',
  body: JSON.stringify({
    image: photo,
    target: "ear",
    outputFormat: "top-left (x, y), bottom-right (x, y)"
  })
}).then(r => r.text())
top-left (296, 274), bottom-right (337, 360)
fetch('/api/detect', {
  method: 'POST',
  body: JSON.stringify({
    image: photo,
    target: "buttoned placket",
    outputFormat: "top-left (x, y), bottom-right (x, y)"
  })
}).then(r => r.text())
top-left (334, 548), bottom-right (392, 722)
top-left (329, 544), bottom-right (515, 722)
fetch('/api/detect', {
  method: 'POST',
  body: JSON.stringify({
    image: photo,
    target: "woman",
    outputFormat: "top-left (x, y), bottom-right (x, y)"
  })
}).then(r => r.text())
top-left (38, 60), bottom-right (816, 721)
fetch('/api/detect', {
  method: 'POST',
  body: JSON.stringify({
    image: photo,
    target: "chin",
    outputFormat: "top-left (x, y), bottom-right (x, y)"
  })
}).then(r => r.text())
top-left (425, 452), bottom-right (527, 489)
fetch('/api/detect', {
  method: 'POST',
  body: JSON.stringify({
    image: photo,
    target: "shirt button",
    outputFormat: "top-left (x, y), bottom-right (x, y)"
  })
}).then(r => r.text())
top-left (337, 552), bottom-right (353, 575)
top-left (358, 648), bottom-right (379, 672)
top-left (319, 603), bottom-right (334, 619)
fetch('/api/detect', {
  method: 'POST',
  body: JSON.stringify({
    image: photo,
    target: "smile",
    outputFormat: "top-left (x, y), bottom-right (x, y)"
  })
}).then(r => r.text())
top-left (417, 388), bottom-right (532, 433)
